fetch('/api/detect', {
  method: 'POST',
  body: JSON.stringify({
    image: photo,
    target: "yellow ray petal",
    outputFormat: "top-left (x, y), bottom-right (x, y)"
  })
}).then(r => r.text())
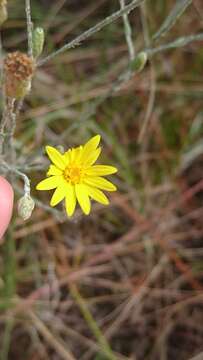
top-left (84, 135), bottom-right (100, 152)
top-left (86, 185), bottom-right (109, 205)
top-left (84, 176), bottom-right (117, 192)
top-left (81, 135), bottom-right (101, 162)
top-left (36, 176), bottom-right (62, 190)
top-left (64, 149), bottom-right (71, 164)
top-left (47, 165), bottom-right (63, 176)
top-left (46, 146), bottom-right (66, 170)
top-left (83, 148), bottom-right (101, 167)
top-left (70, 146), bottom-right (83, 164)
top-left (65, 184), bottom-right (76, 217)
top-left (85, 165), bottom-right (117, 176)
top-left (50, 184), bottom-right (66, 207)
top-left (75, 183), bottom-right (91, 215)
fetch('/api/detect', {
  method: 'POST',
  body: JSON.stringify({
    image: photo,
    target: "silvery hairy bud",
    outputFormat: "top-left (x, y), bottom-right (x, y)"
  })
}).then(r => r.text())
top-left (18, 194), bottom-right (35, 221)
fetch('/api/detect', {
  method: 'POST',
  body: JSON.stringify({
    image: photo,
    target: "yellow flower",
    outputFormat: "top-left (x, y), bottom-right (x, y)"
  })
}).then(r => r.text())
top-left (36, 135), bottom-right (117, 216)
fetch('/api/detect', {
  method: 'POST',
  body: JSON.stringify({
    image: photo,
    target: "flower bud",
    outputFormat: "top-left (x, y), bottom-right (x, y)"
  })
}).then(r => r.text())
top-left (130, 52), bottom-right (148, 73)
top-left (18, 194), bottom-right (35, 221)
top-left (4, 51), bottom-right (35, 99)
top-left (32, 27), bottom-right (45, 58)
top-left (0, 0), bottom-right (7, 26)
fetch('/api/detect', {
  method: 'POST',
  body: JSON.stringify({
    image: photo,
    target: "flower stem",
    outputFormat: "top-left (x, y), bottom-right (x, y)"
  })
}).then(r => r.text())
top-left (25, 0), bottom-right (33, 57)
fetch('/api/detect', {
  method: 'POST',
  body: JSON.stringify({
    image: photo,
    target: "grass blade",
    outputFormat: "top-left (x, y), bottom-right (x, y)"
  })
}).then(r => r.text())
top-left (153, 0), bottom-right (192, 41)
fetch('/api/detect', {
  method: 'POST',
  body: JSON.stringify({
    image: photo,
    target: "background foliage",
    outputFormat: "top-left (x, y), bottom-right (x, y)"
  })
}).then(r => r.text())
top-left (0, 0), bottom-right (203, 359)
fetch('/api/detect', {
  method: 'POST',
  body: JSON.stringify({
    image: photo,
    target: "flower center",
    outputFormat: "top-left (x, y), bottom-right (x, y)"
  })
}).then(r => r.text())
top-left (63, 166), bottom-right (82, 184)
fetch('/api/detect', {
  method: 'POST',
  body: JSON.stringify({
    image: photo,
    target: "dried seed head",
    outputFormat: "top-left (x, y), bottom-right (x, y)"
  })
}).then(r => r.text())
top-left (4, 51), bottom-right (35, 98)
top-left (4, 51), bottom-right (35, 81)
top-left (0, 0), bottom-right (7, 26)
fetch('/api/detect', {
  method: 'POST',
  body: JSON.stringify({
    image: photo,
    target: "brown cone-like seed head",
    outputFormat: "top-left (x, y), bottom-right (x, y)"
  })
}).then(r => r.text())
top-left (4, 51), bottom-right (35, 99)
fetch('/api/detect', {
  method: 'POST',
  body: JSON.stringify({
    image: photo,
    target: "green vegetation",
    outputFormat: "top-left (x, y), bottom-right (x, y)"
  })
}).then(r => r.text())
top-left (0, 0), bottom-right (203, 359)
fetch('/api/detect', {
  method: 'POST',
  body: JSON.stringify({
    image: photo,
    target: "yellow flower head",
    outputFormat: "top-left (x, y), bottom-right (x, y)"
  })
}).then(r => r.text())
top-left (36, 135), bottom-right (117, 217)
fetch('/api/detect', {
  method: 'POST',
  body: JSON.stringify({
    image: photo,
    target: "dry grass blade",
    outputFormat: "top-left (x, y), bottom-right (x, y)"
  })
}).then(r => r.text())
top-left (29, 311), bottom-right (76, 360)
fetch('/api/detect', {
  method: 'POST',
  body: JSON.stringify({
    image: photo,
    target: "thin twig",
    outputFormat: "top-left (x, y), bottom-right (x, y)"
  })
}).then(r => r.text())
top-left (38, 0), bottom-right (144, 66)
top-left (146, 32), bottom-right (203, 56)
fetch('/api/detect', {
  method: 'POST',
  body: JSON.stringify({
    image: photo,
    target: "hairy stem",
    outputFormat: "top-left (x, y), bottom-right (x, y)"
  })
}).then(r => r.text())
top-left (119, 0), bottom-right (135, 61)
top-left (25, 0), bottom-right (33, 57)
top-left (38, 0), bottom-right (144, 66)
